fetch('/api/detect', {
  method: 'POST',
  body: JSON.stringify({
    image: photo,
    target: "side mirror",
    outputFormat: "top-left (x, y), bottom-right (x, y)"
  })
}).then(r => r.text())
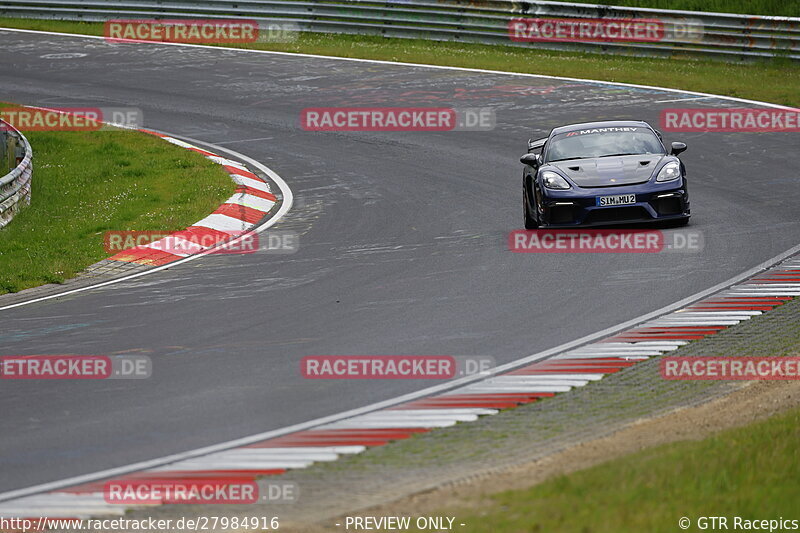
top-left (520, 153), bottom-right (540, 167)
top-left (671, 141), bottom-right (687, 156)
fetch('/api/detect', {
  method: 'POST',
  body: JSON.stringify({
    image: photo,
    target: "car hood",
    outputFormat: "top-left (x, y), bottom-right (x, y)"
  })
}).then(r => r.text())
top-left (549, 154), bottom-right (664, 187)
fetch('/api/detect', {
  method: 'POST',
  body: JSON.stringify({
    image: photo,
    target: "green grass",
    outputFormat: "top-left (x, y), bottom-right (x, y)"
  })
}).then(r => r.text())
top-left (449, 406), bottom-right (800, 533)
top-left (585, 0), bottom-right (800, 16)
top-left (1, 18), bottom-right (799, 108)
top-left (0, 107), bottom-right (234, 293)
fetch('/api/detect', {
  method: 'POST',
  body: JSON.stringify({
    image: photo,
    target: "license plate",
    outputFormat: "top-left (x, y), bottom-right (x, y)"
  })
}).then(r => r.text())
top-left (596, 193), bottom-right (636, 207)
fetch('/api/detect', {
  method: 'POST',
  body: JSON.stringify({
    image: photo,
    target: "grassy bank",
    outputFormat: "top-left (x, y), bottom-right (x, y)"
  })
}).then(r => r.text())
top-left (1, 18), bottom-right (799, 108)
top-left (446, 405), bottom-right (800, 532)
top-left (0, 108), bottom-right (234, 293)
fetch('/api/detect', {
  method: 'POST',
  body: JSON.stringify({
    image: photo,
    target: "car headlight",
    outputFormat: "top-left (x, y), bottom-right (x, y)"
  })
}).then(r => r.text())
top-left (541, 171), bottom-right (571, 190)
top-left (656, 161), bottom-right (681, 182)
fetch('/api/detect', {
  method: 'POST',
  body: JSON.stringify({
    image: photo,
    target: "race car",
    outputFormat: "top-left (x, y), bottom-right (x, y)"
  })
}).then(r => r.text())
top-left (521, 120), bottom-right (690, 228)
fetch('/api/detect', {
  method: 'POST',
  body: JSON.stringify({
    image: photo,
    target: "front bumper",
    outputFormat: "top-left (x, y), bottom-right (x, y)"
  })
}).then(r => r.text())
top-left (537, 179), bottom-right (690, 228)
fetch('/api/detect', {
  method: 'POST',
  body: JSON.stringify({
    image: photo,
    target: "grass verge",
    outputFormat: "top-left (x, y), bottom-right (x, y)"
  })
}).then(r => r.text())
top-left (0, 18), bottom-right (798, 108)
top-left (446, 405), bottom-right (800, 532)
top-left (0, 106), bottom-right (234, 293)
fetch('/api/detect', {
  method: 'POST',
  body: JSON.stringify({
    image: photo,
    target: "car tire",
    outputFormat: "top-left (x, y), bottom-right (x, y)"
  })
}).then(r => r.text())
top-left (524, 188), bottom-right (538, 229)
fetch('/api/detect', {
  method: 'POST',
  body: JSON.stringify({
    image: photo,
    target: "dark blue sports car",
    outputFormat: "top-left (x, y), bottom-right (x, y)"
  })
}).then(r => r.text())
top-left (521, 120), bottom-right (690, 228)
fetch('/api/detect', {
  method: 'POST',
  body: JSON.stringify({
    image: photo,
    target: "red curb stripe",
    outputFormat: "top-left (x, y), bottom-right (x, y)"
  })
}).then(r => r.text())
top-left (187, 146), bottom-right (218, 157)
top-left (528, 359), bottom-right (636, 366)
top-left (696, 301), bottom-right (786, 305)
top-left (178, 226), bottom-right (233, 244)
top-left (126, 470), bottom-right (285, 478)
top-left (138, 128), bottom-right (167, 137)
top-left (225, 165), bottom-right (259, 180)
top-left (236, 185), bottom-right (278, 202)
top-left (215, 203), bottom-right (267, 224)
top-left (625, 328), bottom-right (726, 333)
top-left (245, 428), bottom-right (431, 448)
top-left (548, 358), bottom-right (636, 363)
top-left (631, 326), bottom-right (726, 335)
top-left (709, 297), bottom-right (792, 301)
top-left (396, 400), bottom-right (528, 409)
top-left (510, 368), bottom-right (618, 374)
top-left (688, 306), bottom-right (777, 310)
top-left (604, 334), bottom-right (711, 341)
top-left (442, 393), bottom-right (557, 399)
top-left (108, 247), bottom-right (182, 266)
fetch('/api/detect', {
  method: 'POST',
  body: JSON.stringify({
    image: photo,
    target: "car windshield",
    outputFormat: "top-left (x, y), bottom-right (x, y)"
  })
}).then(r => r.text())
top-left (545, 127), bottom-right (664, 162)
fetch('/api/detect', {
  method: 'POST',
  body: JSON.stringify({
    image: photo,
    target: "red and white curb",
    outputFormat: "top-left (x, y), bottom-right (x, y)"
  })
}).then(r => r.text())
top-left (1, 255), bottom-right (797, 518)
top-left (107, 130), bottom-right (277, 266)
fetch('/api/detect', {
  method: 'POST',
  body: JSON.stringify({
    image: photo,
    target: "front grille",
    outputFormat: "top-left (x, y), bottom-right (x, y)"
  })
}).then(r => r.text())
top-left (549, 205), bottom-right (576, 224)
top-left (651, 197), bottom-right (683, 216)
top-left (585, 206), bottom-right (649, 224)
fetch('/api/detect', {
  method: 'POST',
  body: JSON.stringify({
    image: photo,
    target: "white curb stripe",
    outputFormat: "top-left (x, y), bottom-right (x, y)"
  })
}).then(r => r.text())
top-left (386, 408), bottom-right (498, 416)
top-left (319, 420), bottom-right (459, 429)
top-left (458, 385), bottom-right (574, 393)
top-left (509, 373), bottom-right (605, 381)
top-left (552, 353), bottom-right (649, 360)
top-left (163, 136), bottom-right (207, 151)
top-left (207, 155), bottom-right (250, 171)
top-left (224, 193), bottom-right (275, 212)
top-left (672, 311), bottom-right (762, 316)
top-left (193, 213), bottom-right (250, 233)
top-left (565, 349), bottom-right (665, 356)
top-left (152, 460), bottom-right (315, 470)
top-left (484, 378), bottom-right (590, 387)
top-left (231, 174), bottom-right (272, 192)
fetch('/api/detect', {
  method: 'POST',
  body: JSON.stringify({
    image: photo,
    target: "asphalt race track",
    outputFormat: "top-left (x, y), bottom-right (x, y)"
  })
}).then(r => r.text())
top-left (1, 30), bottom-right (799, 493)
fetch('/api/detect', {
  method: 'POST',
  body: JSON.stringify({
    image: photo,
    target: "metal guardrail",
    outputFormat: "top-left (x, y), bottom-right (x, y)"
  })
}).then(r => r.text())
top-left (0, 1), bottom-right (798, 60)
top-left (0, 120), bottom-right (33, 230)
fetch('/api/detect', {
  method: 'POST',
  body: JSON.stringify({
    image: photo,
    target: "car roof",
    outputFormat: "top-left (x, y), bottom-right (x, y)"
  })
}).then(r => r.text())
top-left (550, 120), bottom-right (652, 137)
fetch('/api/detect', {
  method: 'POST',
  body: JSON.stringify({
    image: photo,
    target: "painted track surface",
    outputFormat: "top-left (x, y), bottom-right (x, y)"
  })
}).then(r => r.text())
top-left (1, 30), bottom-right (799, 494)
